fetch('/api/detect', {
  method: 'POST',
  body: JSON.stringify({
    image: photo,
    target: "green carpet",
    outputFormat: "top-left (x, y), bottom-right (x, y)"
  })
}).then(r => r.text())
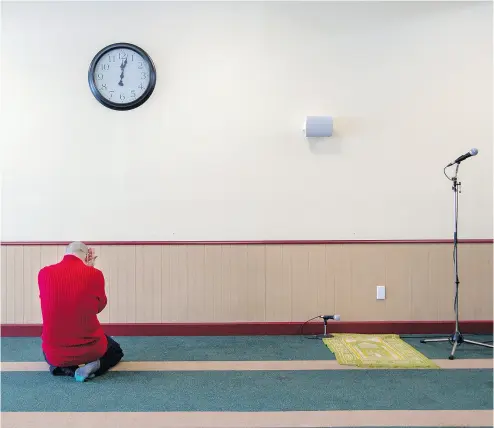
top-left (2, 369), bottom-right (492, 412)
top-left (1, 335), bottom-right (492, 362)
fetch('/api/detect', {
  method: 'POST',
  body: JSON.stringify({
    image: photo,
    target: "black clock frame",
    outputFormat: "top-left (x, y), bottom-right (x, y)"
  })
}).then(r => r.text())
top-left (88, 42), bottom-right (157, 111)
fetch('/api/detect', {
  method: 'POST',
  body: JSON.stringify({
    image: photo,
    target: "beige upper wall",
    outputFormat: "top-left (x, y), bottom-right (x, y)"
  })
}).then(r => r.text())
top-left (1, 1), bottom-right (492, 242)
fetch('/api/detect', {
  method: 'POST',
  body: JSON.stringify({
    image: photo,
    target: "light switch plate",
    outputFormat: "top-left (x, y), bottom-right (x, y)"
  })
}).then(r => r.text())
top-left (377, 285), bottom-right (386, 300)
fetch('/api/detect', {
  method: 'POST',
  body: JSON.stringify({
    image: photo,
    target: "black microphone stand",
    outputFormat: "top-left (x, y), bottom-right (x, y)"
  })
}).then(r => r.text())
top-left (420, 163), bottom-right (493, 359)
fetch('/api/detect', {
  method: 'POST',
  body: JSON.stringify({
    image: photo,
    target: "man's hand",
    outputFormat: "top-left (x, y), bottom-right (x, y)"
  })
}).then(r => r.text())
top-left (86, 248), bottom-right (98, 267)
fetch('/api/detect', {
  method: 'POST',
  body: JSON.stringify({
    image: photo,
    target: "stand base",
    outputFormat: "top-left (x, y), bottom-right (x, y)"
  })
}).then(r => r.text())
top-left (313, 334), bottom-right (334, 339)
top-left (420, 331), bottom-right (493, 360)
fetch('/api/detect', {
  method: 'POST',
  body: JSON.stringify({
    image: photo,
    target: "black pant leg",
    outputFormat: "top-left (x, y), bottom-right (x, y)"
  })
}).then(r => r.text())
top-left (43, 352), bottom-right (78, 377)
top-left (94, 335), bottom-right (124, 376)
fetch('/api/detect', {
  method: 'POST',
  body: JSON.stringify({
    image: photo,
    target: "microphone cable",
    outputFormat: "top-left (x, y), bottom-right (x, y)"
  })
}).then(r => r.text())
top-left (300, 315), bottom-right (322, 336)
top-left (443, 164), bottom-right (460, 315)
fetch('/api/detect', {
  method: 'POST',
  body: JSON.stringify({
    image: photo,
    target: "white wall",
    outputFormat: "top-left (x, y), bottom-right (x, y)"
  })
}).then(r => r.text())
top-left (1, 1), bottom-right (492, 241)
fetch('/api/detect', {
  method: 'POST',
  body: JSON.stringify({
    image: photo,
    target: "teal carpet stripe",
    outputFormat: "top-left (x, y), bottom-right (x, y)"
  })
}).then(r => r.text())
top-left (0, 335), bottom-right (332, 362)
top-left (2, 369), bottom-right (492, 412)
top-left (1, 335), bottom-right (492, 362)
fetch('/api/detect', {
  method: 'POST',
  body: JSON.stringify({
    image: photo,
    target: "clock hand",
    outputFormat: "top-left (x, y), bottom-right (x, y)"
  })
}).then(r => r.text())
top-left (118, 58), bottom-right (128, 87)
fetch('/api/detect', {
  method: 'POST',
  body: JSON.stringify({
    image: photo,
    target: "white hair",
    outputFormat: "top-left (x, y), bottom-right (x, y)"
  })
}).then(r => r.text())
top-left (65, 241), bottom-right (88, 260)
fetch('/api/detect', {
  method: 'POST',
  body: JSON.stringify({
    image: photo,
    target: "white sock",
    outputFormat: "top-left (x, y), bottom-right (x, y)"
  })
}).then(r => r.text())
top-left (74, 360), bottom-right (101, 382)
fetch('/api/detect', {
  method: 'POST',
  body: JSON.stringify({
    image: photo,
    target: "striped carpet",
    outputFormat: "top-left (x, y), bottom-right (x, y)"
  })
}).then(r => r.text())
top-left (1, 334), bottom-right (493, 427)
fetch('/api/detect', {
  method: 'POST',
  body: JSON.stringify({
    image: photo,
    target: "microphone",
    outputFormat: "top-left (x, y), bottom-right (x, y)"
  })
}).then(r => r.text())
top-left (447, 148), bottom-right (478, 167)
top-left (320, 314), bottom-right (340, 321)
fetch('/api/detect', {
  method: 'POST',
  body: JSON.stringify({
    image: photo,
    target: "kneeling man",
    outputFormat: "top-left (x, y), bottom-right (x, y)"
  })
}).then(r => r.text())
top-left (38, 241), bottom-right (123, 381)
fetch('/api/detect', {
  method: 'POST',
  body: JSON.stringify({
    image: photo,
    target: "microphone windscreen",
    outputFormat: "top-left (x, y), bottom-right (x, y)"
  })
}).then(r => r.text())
top-left (471, 148), bottom-right (479, 156)
top-left (334, 314), bottom-right (341, 321)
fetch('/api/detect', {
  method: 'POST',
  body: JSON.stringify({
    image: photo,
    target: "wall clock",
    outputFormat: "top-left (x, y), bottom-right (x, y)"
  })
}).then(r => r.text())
top-left (88, 42), bottom-right (157, 111)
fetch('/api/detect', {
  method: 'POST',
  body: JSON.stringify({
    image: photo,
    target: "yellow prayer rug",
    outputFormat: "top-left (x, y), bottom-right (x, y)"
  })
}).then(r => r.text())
top-left (323, 334), bottom-right (440, 369)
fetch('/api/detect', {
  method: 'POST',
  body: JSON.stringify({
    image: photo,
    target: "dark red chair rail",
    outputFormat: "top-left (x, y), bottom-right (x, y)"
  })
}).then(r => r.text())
top-left (2, 320), bottom-right (492, 337)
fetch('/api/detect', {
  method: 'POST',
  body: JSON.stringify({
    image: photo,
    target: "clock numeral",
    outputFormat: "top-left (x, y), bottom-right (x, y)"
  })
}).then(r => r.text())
top-left (108, 55), bottom-right (116, 62)
top-left (131, 90), bottom-right (136, 98)
top-left (120, 93), bottom-right (125, 101)
top-left (138, 83), bottom-right (145, 90)
top-left (131, 54), bottom-right (135, 61)
top-left (102, 64), bottom-right (110, 71)
top-left (100, 84), bottom-right (107, 90)
top-left (97, 73), bottom-right (104, 80)
top-left (138, 62), bottom-right (143, 69)
top-left (141, 72), bottom-right (147, 79)
top-left (119, 52), bottom-right (127, 59)
top-left (109, 90), bottom-right (115, 99)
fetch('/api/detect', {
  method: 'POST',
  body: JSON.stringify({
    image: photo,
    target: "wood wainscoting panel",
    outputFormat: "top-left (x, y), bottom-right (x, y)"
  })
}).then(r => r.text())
top-left (1, 242), bottom-right (492, 324)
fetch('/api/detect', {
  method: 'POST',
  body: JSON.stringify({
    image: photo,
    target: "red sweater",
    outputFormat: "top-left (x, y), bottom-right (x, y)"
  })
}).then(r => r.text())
top-left (38, 255), bottom-right (108, 367)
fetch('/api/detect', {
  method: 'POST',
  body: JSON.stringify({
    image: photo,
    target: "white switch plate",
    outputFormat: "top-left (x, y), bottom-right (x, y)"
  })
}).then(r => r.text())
top-left (377, 285), bottom-right (386, 300)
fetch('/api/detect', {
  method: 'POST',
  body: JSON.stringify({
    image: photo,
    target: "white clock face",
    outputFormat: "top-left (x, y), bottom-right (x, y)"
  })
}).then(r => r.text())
top-left (93, 47), bottom-right (151, 104)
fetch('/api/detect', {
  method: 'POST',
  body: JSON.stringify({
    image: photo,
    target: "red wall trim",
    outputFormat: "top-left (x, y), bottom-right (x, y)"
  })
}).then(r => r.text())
top-left (1, 239), bottom-right (493, 246)
top-left (1, 321), bottom-right (492, 337)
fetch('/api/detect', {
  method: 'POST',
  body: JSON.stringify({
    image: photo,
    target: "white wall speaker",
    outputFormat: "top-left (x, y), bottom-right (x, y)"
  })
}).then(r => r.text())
top-left (303, 116), bottom-right (333, 137)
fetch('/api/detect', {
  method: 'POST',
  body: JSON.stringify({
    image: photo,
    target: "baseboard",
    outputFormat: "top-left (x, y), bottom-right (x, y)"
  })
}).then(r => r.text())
top-left (1, 320), bottom-right (492, 337)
